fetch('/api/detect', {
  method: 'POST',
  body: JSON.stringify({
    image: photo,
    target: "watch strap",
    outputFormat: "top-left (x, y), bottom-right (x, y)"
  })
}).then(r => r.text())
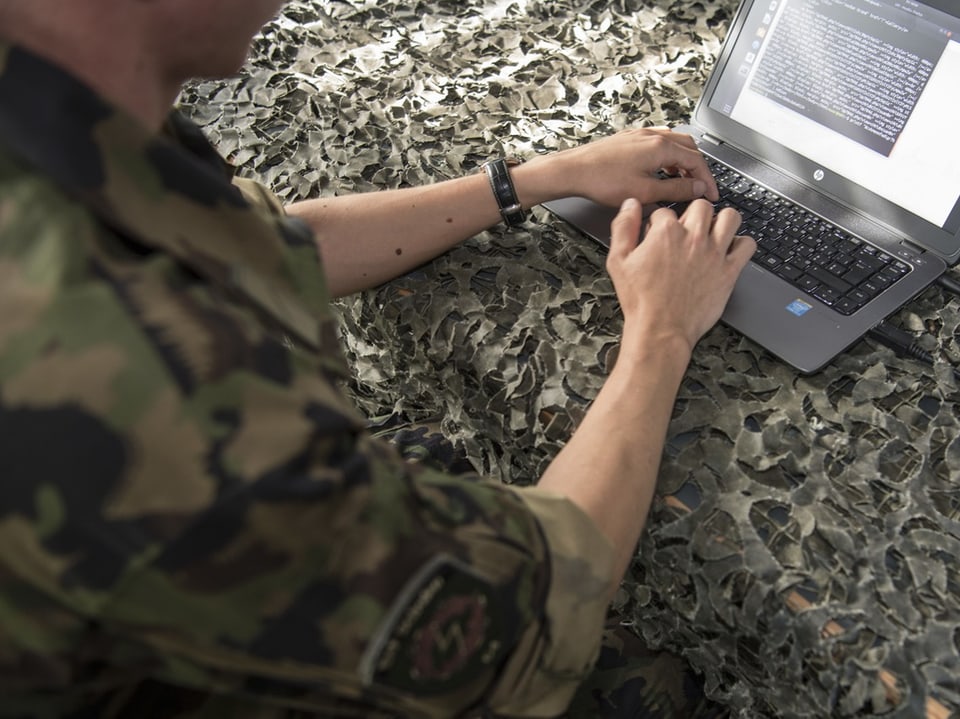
top-left (482, 157), bottom-right (526, 227)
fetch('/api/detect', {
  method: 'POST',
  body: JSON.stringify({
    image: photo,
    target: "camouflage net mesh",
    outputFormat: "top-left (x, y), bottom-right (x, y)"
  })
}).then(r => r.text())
top-left (178, 1), bottom-right (960, 716)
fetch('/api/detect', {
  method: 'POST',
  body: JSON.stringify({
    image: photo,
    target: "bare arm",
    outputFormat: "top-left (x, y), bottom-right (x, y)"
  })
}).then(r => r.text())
top-left (286, 128), bottom-right (721, 297)
top-left (538, 199), bottom-right (755, 595)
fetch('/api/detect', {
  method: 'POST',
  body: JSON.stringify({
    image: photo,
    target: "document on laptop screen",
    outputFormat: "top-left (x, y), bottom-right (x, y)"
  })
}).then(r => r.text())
top-left (709, 0), bottom-right (960, 230)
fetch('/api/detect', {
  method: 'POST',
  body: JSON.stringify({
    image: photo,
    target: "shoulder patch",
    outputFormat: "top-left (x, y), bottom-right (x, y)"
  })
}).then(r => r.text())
top-left (361, 554), bottom-right (507, 695)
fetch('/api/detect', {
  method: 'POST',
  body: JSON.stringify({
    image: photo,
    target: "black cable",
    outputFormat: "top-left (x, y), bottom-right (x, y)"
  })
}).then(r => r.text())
top-left (862, 274), bottom-right (960, 380)
top-left (932, 274), bottom-right (960, 383)
top-left (867, 320), bottom-right (960, 382)
top-left (867, 320), bottom-right (935, 364)
top-left (937, 273), bottom-right (960, 298)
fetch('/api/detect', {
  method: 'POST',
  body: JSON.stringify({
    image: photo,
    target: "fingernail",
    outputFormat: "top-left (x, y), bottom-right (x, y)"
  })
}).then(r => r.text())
top-left (621, 198), bottom-right (638, 211)
top-left (693, 180), bottom-right (707, 197)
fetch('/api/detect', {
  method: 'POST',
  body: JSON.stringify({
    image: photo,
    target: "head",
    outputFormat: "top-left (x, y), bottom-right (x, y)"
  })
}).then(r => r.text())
top-left (142, 0), bottom-right (288, 81)
top-left (0, 0), bottom-right (286, 129)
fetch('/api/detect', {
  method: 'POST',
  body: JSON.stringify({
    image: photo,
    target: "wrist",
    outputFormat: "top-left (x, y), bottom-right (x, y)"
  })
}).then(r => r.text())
top-left (615, 324), bottom-right (693, 381)
top-left (511, 151), bottom-right (578, 209)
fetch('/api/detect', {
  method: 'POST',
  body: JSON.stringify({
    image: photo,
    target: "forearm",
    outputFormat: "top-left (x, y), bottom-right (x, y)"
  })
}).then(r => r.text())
top-left (287, 174), bottom-right (491, 297)
top-left (537, 332), bottom-right (691, 594)
top-left (285, 154), bottom-right (577, 298)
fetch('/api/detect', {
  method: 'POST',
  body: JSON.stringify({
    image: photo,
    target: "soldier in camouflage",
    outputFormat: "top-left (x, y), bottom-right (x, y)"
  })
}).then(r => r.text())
top-left (0, 0), bottom-right (754, 717)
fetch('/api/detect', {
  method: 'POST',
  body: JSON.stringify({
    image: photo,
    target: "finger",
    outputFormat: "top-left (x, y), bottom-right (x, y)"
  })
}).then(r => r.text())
top-left (637, 176), bottom-right (711, 205)
top-left (646, 154), bottom-right (718, 203)
top-left (726, 234), bottom-right (758, 268)
top-left (678, 198), bottom-right (716, 233)
top-left (659, 133), bottom-right (720, 201)
top-left (711, 207), bottom-right (744, 243)
top-left (608, 198), bottom-right (644, 263)
top-left (646, 205), bottom-right (679, 232)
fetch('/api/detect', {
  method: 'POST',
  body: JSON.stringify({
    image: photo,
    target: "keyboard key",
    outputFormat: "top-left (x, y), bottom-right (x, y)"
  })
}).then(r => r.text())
top-left (809, 250), bottom-right (836, 267)
top-left (837, 238), bottom-right (861, 255)
top-left (758, 235), bottom-right (781, 251)
top-left (841, 263), bottom-right (874, 286)
top-left (872, 273), bottom-right (893, 289)
top-left (834, 296), bottom-right (862, 315)
top-left (853, 251), bottom-right (885, 272)
top-left (847, 288), bottom-right (870, 305)
top-left (880, 268), bottom-right (904, 283)
top-left (776, 263), bottom-right (805, 282)
top-left (888, 261), bottom-right (910, 276)
top-left (812, 286), bottom-right (841, 304)
top-left (861, 280), bottom-right (882, 298)
top-left (773, 246), bottom-right (796, 262)
top-left (807, 266), bottom-right (852, 294)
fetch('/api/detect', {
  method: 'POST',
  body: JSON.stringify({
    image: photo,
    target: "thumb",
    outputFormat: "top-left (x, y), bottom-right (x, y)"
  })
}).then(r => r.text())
top-left (647, 176), bottom-right (712, 204)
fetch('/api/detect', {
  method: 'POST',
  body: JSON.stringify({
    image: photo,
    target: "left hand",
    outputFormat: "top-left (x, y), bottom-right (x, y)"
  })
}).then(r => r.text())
top-left (516, 127), bottom-right (720, 208)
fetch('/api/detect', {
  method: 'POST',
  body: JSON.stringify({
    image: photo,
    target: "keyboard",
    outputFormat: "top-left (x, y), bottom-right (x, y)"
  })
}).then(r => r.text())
top-left (699, 160), bottom-right (912, 316)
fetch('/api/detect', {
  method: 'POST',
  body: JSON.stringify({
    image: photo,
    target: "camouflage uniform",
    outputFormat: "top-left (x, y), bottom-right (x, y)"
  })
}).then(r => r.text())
top-left (0, 42), bottom-right (618, 718)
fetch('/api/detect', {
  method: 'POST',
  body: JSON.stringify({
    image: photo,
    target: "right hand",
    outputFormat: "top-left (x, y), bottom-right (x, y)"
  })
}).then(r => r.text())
top-left (606, 198), bottom-right (756, 359)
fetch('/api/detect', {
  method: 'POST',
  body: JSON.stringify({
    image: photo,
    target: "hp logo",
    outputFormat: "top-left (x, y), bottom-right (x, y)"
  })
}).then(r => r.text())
top-left (813, 169), bottom-right (825, 182)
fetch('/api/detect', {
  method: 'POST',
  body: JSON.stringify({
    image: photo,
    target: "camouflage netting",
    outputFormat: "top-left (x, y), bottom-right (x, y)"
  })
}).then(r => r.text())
top-left (177, 1), bottom-right (960, 716)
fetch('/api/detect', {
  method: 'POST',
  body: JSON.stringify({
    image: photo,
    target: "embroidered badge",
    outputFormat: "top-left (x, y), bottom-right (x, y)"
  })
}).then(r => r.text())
top-left (361, 555), bottom-right (506, 694)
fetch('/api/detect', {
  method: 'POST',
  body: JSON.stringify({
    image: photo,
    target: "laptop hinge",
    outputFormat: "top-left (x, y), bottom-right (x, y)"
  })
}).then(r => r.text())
top-left (700, 133), bottom-right (723, 147)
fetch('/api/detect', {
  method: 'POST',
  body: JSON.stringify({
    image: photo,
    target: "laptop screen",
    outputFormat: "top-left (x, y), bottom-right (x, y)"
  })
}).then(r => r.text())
top-left (703, 0), bottom-right (960, 237)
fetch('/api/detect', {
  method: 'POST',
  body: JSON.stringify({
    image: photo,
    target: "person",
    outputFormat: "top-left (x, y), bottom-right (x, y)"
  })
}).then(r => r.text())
top-left (0, 0), bottom-right (755, 717)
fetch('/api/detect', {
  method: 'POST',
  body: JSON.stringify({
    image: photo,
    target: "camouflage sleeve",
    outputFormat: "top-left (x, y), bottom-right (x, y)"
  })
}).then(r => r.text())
top-left (486, 485), bottom-right (616, 717)
top-left (95, 437), bottom-right (615, 719)
top-left (0, 154), bottom-right (616, 718)
top-left (232, 175), bottom-right (287, 217)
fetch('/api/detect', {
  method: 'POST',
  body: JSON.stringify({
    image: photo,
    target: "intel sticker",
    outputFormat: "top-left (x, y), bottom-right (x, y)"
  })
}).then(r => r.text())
top-left (786, 299), bottom-right (812, 317)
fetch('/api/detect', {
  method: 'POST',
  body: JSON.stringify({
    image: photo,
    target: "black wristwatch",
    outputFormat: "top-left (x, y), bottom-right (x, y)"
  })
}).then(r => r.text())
top-left (481, 157), bottom-right (526, 227)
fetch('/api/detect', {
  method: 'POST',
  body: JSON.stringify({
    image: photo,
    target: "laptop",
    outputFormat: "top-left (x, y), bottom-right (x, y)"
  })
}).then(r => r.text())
top-left (545, 0), bottom-right (960, 373)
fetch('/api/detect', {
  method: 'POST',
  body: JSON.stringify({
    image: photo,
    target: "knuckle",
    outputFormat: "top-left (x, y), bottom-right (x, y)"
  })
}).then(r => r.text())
top-left (650, 206), bottom-right (677, 222)
top-left (647, 134), bottom-right (669, 151)
top-left (719, 206), bottom-right (742, 221)
top-left (689, 197), bottom-right (712, 210)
